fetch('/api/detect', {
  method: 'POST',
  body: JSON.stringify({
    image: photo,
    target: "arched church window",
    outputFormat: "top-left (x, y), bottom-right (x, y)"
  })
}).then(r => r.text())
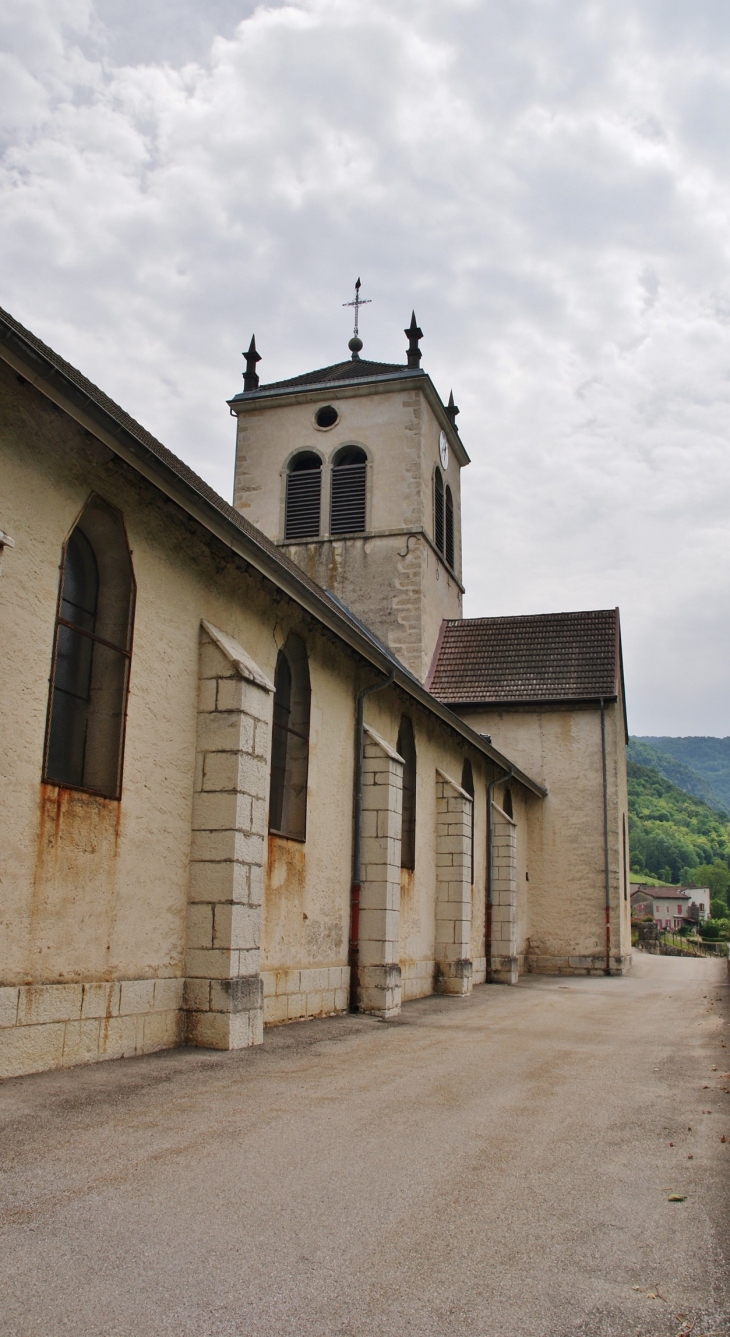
top-left (445, 485), bottom-right (454, 569)
top-left (397, 715), bottom-right (417, 871)
top-left (268, 633), bottom-right (311, 841)
top-left (434, 469), bottom-right (445, 556)
top-left (330, 446), bottom-right (367, 535)
top-left (503, 786), bottom-right (513, 819)
top-left (44, 497), bottom-right (135, 799)
top-left (285, 452), bottom-right (322, 540)
top-left (461, 758), bottom-right (475, 885)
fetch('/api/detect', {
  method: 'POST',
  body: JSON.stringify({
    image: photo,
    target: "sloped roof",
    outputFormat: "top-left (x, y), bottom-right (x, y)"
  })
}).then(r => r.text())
top-left (428, 610), bottom-right (621, 706)
top-left (229, 357), bottom-right (418, 402)
top-left (0, 303), bottom-right (546, 796)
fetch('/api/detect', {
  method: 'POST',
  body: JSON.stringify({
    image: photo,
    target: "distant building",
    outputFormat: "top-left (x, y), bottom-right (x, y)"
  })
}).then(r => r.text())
top-left (630, 884), bottom-right (710, 929)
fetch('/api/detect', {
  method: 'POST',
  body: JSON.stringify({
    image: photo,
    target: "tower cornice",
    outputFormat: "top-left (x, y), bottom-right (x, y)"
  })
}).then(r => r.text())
top-left (228, 371), bottom-right (470, 467)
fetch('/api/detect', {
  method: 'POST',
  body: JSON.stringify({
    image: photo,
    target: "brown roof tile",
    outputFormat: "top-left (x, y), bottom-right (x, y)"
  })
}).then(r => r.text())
top-left (428, 610), bottom-right (620, 705)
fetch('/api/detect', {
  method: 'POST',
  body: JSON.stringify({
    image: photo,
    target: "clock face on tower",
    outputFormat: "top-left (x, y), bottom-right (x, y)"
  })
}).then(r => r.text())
top-left (439, 430), bottom-right (449, 470)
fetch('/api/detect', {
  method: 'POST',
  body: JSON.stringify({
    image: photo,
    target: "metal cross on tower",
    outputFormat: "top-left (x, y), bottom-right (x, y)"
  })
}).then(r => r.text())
top-left (343, 277), bottom-right (371, 360)
top-left (343, 277), bottom-right (371, 338)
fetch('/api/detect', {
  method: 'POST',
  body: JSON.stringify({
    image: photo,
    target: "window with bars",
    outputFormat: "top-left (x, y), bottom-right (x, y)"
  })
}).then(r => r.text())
top-left (445, 485), bottom-right (454, 569)
top-left (44, 497), bottom-right (135, 799)
top-left (397, 714), bottom-right (417, 871)
top-left (330, 446), bottom-right (367, 535)
top-left (284, 452), bottom-right (322, 540)
top-left (268, 633), bottom-right (311, 841)
top-left (434, 469), bottom-right (444, 555)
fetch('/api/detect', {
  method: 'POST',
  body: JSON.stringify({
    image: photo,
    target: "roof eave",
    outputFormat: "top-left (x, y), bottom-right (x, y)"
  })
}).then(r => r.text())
top-left (445, 695), bottom-right (620, 710)
top-left (0, 317), bottom-right (539, 796)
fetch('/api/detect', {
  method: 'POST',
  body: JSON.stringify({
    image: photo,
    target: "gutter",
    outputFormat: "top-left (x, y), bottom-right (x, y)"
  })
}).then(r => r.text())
top-left (600, 698), bottom-right (611, 975)
top-left (0, 313), bottom-right (545, 796)
top-left (349, 668), bottom-right (395, 1010)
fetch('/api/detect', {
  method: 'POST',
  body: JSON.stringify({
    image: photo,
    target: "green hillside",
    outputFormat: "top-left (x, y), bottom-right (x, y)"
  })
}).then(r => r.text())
top-left (628, 761), bottom-right (730, 911)
top-left (627, 738), bottom-right (725, 811)
top-left (633, 736), bottom-right (730, 813)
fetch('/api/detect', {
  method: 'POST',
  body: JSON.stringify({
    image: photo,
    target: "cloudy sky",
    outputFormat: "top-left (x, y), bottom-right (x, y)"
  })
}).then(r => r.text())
top-left (2, 0), bottom-right (730, 735)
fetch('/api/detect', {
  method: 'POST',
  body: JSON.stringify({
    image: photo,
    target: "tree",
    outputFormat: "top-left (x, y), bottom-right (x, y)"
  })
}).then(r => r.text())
top-left (688, 861), bottom-right (730, 909)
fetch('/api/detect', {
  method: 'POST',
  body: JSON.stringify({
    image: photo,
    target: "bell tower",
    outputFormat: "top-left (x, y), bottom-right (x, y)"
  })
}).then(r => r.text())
top-left (228, 291), bottom-right (468, 684)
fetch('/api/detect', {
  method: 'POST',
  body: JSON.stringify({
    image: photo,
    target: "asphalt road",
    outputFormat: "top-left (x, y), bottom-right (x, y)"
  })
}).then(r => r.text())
top-left (1, 954), bottom-right (728, 1337)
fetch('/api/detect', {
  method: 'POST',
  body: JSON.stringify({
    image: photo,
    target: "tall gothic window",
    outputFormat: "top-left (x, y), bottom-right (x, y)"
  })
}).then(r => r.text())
top-left (330, 446), bottom-right (367, 535)
top-left (44, 497), bottom-right (135, 799)
top-left (397, 714), bottom-right (417, 871)
top-left (434, 469), bottom-right (445, 556)
top-left (285, 452), bottom-right (322, 540)
top-left (268, 633), bottom-right (311, 841)
top-left (461, 758), bottom-right (475, 885)
top-left (445, 485), bottom-right (454, 568)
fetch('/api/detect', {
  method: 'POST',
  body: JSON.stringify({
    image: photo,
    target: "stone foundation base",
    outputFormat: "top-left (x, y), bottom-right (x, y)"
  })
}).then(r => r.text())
top-left (471, 956), bottom-right (488, 985)
top-left (401, 959), bottom-right (436, 1001)
top-left (435, 957), bottom-right (473, 995)
top-left (525, 953), bottom-right (631, 977)
top-left (0, 978), bottom-right (184, 1080)
top-left (260, 966), bottom-right (349, 1025)
top-left (491, 954), bottom-right (519, 984)
top-left (358, 963), bottom-right (401, 1018)
top-left (184, 975), bottom-right (263, 1049)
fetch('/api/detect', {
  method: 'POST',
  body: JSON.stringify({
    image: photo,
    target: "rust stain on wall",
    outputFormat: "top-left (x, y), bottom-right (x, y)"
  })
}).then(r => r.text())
top-left (30, 784), bottom-right (122, 980)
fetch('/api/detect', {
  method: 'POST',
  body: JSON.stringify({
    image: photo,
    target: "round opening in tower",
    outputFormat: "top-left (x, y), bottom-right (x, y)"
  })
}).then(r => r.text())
top-left (314, 405), bottom-right (338, 430)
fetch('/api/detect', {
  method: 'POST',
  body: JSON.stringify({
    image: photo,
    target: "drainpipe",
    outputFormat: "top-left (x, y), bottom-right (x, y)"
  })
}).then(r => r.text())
top-left (600, 698), bottom-right (611, 975)
top-left (486, 765), bottom-right (513, 983)
top-left (349, 667), bottom-right (396, 1011)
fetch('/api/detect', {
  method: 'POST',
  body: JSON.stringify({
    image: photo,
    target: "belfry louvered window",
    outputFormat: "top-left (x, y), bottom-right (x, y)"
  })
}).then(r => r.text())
top-left (285, 453), bottom-right (322, 540)
top-left (330, 446), bottom-right (367, 535)
top-left (445, 485), bottom-right (454, 568)
top-left (434, 468), bottom-right (445, 555)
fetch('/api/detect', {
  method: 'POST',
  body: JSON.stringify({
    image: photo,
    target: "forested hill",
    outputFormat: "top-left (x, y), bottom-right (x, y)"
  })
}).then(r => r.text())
top-left (630, 736), bottom-right (730, 813)
top-left (628, 760), bottom-right (730, 897)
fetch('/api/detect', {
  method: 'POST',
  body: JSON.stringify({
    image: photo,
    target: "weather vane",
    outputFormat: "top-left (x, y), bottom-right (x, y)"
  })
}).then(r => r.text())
top-left (343, 277), bottom-right (371, 359)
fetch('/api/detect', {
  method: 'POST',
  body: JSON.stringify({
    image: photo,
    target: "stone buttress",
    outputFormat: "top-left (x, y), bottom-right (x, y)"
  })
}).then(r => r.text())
top-left (184, 622), bottom-right (274, 1048)
top-left (357, 724), bottom-right (404, 1019)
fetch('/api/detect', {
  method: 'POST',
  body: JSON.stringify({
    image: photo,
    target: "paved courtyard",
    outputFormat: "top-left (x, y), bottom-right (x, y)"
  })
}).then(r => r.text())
top-left (1, 954), bottom-right (728, 1337)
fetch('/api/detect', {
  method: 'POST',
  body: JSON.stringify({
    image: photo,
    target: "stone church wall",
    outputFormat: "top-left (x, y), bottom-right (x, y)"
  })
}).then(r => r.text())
top-left (0, 362), bottom-right (498, 1077)
top-left (456, 701), bottom-right (631, 976)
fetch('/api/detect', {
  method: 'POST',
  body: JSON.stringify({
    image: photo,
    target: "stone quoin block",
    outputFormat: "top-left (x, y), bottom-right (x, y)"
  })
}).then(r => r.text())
top-left (184, 622), bottom-right (274, 1051)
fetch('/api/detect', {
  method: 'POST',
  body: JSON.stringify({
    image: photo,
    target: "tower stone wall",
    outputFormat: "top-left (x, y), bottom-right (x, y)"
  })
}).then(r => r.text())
top-left (230, 369), bottom-right (466, 682)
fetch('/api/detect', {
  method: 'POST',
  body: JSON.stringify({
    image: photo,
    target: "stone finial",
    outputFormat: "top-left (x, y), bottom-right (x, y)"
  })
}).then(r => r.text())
top-left (243, 335), bottom-right (262, 392)
top-left (445, 390), bottom-right (460, 427)
top-left (405, 311), bottom-right (423, 368)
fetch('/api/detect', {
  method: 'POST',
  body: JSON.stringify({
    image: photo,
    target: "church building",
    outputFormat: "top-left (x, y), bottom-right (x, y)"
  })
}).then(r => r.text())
top-left (0, 298), bottom-right (630, 1080)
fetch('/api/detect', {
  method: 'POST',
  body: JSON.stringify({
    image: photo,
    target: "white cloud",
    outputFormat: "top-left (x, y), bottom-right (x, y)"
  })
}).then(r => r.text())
top-left (1, 0), bottom-right (730, 732)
